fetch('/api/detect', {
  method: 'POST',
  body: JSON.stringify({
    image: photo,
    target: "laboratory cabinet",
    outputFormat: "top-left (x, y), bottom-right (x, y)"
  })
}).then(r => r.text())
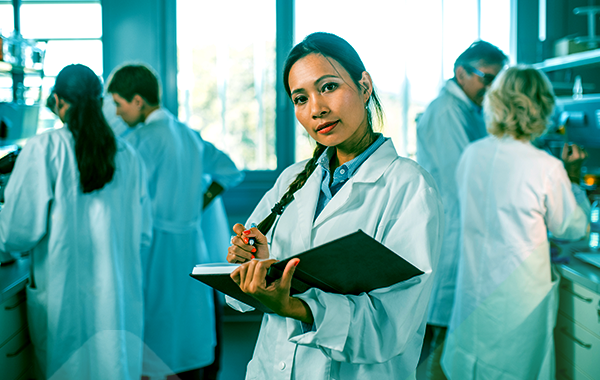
top-left (0, 290), bottom-right (32, 380)
top-left (555, 277), bottom-right (600, 380)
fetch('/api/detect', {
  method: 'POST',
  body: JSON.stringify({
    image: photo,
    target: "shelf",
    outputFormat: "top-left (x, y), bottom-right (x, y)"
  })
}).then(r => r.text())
top-left (0, 61), bottom-right (44, 75)
top-left (533, 49), bottom-right (600, 72)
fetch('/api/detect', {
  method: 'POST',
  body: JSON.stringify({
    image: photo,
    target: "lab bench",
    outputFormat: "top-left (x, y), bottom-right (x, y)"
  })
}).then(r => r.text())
top-left (0, 256), bottom-right (33, 380)
top-left (554, 244), bottom-right (600, 380)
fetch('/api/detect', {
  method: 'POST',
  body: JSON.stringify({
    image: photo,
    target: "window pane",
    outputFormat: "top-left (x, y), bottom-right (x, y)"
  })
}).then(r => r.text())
top-left (20, 3), bottom-right (102, 39)
top-left (480, 0), bottom-right (511, 60)
top-left (0, 5), bottom-right (14, 35)
top-left (177, 0), bottom-right (277, 171)
top-left (43, 40), bottom-right (103, 77)
top-left (295, 0), bottom-right (423, 159)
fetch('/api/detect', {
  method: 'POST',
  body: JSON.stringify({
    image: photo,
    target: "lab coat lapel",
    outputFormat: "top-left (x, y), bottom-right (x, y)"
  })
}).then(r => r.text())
top-left (292, 164), bottom-right (323, 252)
top-left (313, 140), bottom-right (397, 228)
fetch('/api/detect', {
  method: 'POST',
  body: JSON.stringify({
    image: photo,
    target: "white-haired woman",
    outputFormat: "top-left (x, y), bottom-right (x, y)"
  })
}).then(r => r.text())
top-left (442, 66), bottom-right (590, 380)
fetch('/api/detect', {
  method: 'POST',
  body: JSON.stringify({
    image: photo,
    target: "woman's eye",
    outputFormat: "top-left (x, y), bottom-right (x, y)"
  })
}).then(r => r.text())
top-left (293, 96), bottom-right (307, 105)
top-left (322, 83), bottom-right (337, 92)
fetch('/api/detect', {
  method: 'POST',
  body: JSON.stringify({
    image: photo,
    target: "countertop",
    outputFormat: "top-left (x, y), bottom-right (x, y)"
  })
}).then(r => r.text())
top-left (2, 247), bottom-right (599, 307)
top-left (0, 255), bottom-right (30, 304)
top-left (555, 242), bottom-right (600, 294)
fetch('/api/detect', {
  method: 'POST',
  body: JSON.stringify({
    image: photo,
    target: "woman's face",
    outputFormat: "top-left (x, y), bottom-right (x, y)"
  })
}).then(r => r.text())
top-left (288, 53), bottom-right (372, 155)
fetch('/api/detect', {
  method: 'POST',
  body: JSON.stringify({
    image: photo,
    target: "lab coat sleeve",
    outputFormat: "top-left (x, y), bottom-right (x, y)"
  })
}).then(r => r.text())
top-left (0, 135), bottom-right (54, 252)
top-left (545, 164), bottom-right (589, 241)
top-left (290, 184), bottom-right (444, 363)
top-left (201, 140), bottom-right (244, 189)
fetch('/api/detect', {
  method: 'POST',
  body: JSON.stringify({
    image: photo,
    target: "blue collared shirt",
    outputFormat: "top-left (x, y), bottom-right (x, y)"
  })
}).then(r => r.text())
top-left (314, 133), bottom-right (387, 220)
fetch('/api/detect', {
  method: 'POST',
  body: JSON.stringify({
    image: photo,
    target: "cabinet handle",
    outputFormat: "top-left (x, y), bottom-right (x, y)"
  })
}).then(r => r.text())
top-left (560, 327), bottom-right (592, 349)
top-left (4, 296), bottom-right (25, 310)
top-left (560, 285), bottom-right (593, 303)
top-left (6, 338), bottom-right (30, 358)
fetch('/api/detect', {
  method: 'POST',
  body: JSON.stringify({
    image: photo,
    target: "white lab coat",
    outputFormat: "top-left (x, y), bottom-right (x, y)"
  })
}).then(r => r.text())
top-left (228, 139), bottom-right (444, 380)
top-left (0, 127), bottom-right (152, 380)
top-left (124, 109), bottom-right (242, 377)
top-left (416, 79), bottom-right (487, 327)
top-left (441, 136), bottom-right (590, 380)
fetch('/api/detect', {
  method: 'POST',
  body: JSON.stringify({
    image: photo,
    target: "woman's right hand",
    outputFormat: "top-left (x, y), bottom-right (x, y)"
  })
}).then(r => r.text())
top-left (561, 143), bottom-right (587, 183)
top-left (227, 223), bottom-right (270, 263)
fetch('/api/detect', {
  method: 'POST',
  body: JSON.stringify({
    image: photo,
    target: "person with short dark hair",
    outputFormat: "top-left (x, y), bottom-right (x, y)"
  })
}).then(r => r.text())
top-left (107, 63), bottom-right (242, 380)
top-left (441, 66), bottom-right (589, 380)
top-left (225, 32), bottom-right (444, 379)
top-left (0, 63), bottom-right (152, 379)
top-left (416, 40), bottom-right (508, 380)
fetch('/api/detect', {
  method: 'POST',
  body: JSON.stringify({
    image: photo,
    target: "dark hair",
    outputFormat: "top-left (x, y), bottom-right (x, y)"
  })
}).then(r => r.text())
top-left (52, 64), bottom-right (117, 193)
top-left (257, 32), bottom-right (384, 234)
top-left (454, 40), bottom-right (508, 71)
top-left (106, 64), bottom-right (160, 105)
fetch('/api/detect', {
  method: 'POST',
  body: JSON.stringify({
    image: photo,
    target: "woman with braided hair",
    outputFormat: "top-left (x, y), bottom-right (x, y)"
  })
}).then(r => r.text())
top-left (0, 64), bottom-right (152, 379)
top-left (226, 32), bottom-right (444, 379)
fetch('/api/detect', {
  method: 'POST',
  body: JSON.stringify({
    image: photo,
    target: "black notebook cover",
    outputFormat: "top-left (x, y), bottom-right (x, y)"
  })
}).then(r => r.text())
top-left (190, 230), bottom-right (423, 313)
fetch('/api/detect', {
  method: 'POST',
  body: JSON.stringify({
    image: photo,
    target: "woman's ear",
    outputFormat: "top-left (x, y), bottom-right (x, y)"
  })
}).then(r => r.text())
top-left (359, 71), bottom-right (373, 103)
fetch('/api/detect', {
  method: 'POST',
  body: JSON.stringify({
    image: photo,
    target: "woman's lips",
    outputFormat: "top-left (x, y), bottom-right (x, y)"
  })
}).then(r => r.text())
top-left (316, 121), bottom-right (339, 134)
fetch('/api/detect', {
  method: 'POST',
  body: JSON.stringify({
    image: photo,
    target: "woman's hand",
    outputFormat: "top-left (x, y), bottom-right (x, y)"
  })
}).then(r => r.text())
top-left (230, 258), bottom-right (314, 323)
top-left (561, 143), bottom-right (587, 183)
top-left (227, 223), bottom-right (269, 263)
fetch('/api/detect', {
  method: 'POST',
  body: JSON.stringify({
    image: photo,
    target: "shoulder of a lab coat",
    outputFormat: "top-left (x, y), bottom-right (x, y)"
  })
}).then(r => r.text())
top-left (0, 129), bottom-right (63, 252)
top-left (416, 90), bottom-right (476, 185)
top-left (544, 156), bottom-right (589, 241)
top-left (120, 138), bottom-right (153, 249)
top-left (288, 153), bottom-right (444, 363)
top-left (201, 140), bottom-right (244, 190)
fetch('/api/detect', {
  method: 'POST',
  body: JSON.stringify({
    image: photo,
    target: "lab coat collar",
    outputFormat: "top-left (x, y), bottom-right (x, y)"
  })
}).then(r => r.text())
top-left (312, 139), bottom-right (398, 228)
top-left (142, 107), bottom-right (171, 126)
top-left (445, 79), bottom-right (482, 113)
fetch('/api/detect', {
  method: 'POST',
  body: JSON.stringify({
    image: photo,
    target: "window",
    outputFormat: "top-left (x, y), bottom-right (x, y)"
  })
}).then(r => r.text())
top-left (0, 0), bottom-right (103, 131)
top-left (177, 0), bottom-right (277, 171)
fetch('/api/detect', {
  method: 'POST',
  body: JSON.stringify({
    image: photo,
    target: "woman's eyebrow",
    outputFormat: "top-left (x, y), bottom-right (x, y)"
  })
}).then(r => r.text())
top-left (290, 74), bottom-right (339, 96)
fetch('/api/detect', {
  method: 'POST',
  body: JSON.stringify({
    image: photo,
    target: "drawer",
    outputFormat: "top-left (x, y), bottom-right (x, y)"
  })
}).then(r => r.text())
top-left (555, 314), bottom-right (600, 379)
top-left (0, 327), bottom-right (33, 380)
top-left (0, 291), bottom-right (27, 347)
top-left (559, 279), bottom-right (600, 338)
top-left (556, 352), bottom-right (594, 380)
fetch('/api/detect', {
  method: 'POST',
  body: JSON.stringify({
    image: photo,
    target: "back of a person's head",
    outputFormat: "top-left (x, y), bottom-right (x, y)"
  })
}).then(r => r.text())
top-left (454, 40), bottom-right (508, 70)
top-left (484, 65), bottom-right (555, 140)
top-left (107, 64), bottom-right (160, 106)
top-left (54, 64), bottom-right (103, 111)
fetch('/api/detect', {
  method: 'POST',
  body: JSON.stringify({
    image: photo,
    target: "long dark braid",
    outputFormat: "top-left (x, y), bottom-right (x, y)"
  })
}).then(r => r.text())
top-left (256, 143), bottom-right (327, 233)
top-left (256, 32), bottom-right (384, 235)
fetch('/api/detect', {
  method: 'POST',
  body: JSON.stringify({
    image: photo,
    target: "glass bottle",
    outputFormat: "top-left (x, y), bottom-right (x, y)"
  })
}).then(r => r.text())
top-left (589, 195), bottom-right (600, 250)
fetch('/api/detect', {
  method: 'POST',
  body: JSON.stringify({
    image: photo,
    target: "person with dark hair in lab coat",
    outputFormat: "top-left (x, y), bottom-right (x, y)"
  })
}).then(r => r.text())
top-left (107, 63), bottom-right (243, 380)
top-left (226, 32), bottom-right (444, 380)
top-left (416, 40), bottom-right (508, 380)
top-left (0, 63), bottom-right (152, 379)
top-left (442, 66), bottom-right (589, 379)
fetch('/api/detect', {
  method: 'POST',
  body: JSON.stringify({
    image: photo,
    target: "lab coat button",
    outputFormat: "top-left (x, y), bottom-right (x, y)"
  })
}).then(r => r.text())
top-left (279, 361), bottom-right (286, 370)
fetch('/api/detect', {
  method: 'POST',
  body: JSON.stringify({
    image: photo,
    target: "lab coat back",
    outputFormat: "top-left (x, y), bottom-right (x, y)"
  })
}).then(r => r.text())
top-left (0, 127), bottom-right (152, 380)
top-left (442, 136), bottom-right (589, 380)
top-left (416, 79), bottom-right (487, 327)
top-left (229, 140), bottom-right (444, 380)
top-left (124, 109), bottom-right (226, 376)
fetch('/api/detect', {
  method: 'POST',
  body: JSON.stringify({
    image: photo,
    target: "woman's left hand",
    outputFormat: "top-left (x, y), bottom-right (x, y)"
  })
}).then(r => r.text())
top-left (230, 258), bottom-right (314, 323)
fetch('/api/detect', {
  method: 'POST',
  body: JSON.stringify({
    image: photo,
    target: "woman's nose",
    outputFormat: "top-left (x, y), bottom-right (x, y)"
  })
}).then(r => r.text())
top-left (311, 98), bottom-right (328, 119)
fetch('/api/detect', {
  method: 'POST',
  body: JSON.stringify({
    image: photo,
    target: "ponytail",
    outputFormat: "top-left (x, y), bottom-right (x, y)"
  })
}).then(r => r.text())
top-left (256, 143), bottom-right (327, 234)
top-left (66, 96), bottom-right (117, 193)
